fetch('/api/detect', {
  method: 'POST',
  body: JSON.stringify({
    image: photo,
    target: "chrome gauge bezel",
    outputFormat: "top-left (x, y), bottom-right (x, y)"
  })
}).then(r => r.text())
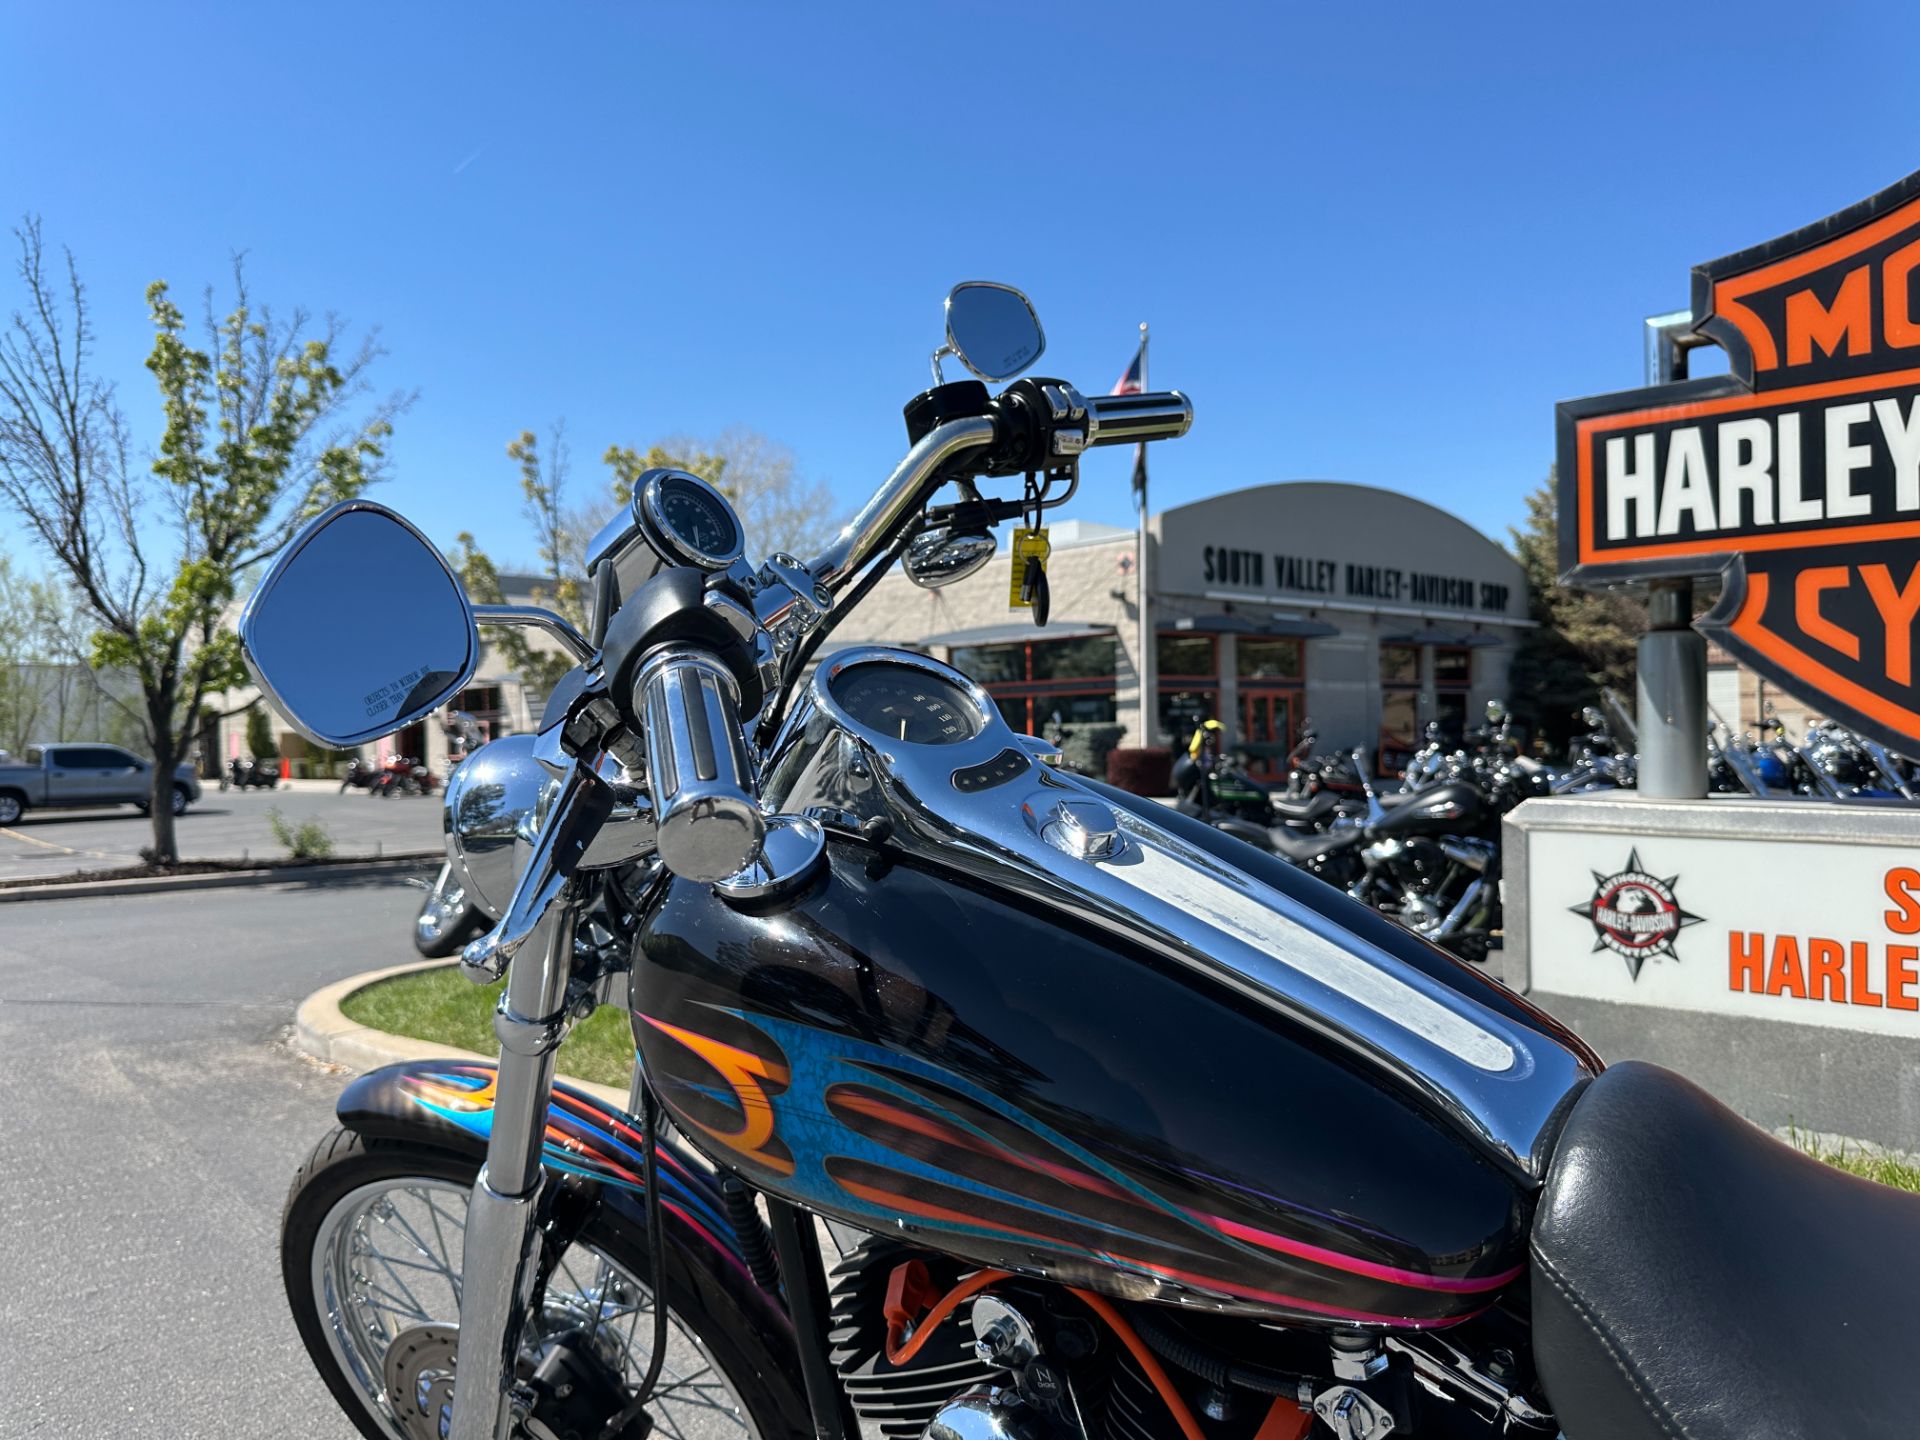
top-left (637, 468), bottom-right (745, 572)
top-left (809, 648), bottom-right (1020, 776)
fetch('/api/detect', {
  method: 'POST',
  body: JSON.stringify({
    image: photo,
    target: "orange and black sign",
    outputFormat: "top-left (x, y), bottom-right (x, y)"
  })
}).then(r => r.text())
top-left (1557, 169), bottom-right (1920, 752)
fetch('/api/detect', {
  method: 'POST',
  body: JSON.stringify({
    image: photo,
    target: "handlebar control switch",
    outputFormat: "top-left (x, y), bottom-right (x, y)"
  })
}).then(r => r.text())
top-left (637, 647), bottom-right (765, 883)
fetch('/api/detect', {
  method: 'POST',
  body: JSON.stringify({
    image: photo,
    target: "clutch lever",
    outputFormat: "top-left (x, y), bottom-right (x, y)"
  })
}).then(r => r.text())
top-left (459, 739), bottom-right (617, 983)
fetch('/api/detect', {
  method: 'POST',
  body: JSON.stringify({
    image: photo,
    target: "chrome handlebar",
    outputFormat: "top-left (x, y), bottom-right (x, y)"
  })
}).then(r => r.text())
top-left (636, 647), bottom-right (763, 883)
top-left (807, 415), bottom-right (998, 590)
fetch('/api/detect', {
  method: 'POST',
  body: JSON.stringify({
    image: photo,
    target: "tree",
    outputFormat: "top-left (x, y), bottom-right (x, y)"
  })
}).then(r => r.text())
top-left (0, 552), bottom-right (63, 753)
top-left (600, 426), bottom-right (835, 561)
top-left (0, 219), bottom-right (404, 862)
top-left (1507, 472), bottom-right (1646, 752)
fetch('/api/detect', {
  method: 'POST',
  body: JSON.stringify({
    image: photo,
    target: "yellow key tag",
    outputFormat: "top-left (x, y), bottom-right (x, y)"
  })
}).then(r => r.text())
top-left (1008, 527), bottom-right (1050, 609)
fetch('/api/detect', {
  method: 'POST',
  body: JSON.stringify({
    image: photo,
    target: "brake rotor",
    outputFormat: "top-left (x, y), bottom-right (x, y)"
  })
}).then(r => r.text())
top-left (383, 1323), bottom-right (461, 1440)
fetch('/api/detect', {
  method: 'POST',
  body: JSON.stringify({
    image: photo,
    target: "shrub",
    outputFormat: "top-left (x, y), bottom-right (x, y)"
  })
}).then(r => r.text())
top-left (266, 806), bottom-right (334, 861)
top-left (1107, 746), bottom-right (1172, 795)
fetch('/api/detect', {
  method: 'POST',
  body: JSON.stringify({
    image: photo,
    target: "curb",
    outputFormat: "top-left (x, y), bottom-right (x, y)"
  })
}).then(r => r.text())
top-left (293, 958), bottom-right (632, 1111)
top-left (0, 851), bottom-right (443, 904)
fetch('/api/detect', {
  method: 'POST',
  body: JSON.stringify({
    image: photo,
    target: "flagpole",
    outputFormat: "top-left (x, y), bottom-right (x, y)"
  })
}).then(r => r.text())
top-left (1134, 321), bottom-right (1155, 755)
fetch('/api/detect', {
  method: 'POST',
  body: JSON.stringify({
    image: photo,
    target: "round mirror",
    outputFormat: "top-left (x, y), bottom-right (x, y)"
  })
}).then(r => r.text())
top-left (944, 282), bottom-right (1045, 382)
top-left (240, 502), bottom-right (479, 747)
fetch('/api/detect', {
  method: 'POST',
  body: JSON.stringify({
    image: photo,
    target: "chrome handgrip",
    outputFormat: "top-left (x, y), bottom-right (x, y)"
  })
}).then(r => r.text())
top-left (1086, 390), bottom-right (1193, 446)
top-left (637, 647), bottom-right (764, 882)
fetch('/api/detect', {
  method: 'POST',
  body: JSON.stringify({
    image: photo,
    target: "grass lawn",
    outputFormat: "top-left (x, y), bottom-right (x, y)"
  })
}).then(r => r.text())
top-left (1789, 1129), bottom-right (1920, 1193)
top-left (340, 968), bottom-right (1920, 1197)
top-left (340, 963), bottom-right (636, 1090)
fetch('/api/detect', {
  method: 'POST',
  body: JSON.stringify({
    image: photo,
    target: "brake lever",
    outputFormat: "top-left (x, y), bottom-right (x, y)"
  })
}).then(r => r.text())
top-left (459, 745), bottom-right (617, 983)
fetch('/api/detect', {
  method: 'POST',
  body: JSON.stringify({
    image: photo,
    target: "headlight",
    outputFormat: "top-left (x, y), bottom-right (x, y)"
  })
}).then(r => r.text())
top-left (442, 735), bottom-right (558, 920)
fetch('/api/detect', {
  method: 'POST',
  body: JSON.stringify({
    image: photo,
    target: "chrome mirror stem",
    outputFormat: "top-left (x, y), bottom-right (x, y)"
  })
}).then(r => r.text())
top-left (473, 603), bottom-right (594, 663)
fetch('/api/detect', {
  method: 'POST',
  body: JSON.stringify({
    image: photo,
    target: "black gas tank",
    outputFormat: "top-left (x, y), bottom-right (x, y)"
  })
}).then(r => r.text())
top-left (633, 841), bottom-right (1544, 1328)
top-left (1370, 780), bottom-right (1483, 838)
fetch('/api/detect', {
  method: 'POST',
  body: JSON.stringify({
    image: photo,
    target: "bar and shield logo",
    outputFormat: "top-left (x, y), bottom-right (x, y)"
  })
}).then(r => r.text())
top-left (1557, 170), bottom-right (1920, 753)
top-left (1570, 849), bottom-right (1703, 979)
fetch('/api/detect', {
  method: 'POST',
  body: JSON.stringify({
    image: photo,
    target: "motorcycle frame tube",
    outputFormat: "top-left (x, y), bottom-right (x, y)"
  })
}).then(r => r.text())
top-left (764, 1195), bottom-right (858, 1440)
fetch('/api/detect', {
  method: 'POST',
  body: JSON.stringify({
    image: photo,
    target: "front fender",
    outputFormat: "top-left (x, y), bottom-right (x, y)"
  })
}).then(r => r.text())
top-left (336, 1060), bottom-right (792, 1340)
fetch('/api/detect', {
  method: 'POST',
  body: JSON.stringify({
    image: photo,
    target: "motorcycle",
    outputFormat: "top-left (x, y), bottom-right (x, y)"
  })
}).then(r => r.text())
top-left (339, 756), bottom-right (383, 792)
top-left (238, 283), bottom-right (1918, 1440)
top-left (224, 754), bottom-right (278, 790)
top-left (412, 858), bottom-right (493, 958)
top-left (374, 754), bottom-right (440, 797)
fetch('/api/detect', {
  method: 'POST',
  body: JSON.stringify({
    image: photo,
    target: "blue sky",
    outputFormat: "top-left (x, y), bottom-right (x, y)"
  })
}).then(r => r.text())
top-left (5, 3), bottom-right (1920, 572)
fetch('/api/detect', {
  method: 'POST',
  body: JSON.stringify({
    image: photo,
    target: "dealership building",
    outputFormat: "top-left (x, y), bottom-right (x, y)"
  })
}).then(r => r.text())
top-left (824, 481), bottom-right (1535, 776)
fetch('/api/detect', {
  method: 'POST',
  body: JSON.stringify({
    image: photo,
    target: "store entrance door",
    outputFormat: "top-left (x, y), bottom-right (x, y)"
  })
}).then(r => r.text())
top-left (1238, 690), bottom-right (1297, 780)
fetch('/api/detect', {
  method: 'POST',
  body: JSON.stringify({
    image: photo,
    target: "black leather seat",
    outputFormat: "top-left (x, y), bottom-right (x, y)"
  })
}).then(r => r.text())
top-left (1267, 789), bottom-right (1338, 823)
top-left (1532, 1061), bottom-right (1920, 1439)
top-left (1263, 825), bottom-right (1361, 863)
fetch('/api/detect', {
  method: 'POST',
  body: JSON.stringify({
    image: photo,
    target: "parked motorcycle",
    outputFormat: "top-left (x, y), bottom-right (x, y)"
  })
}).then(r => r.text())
top-left (223, 755), bottom-right (278, 790)
top-left (238, 283), bottom-right (1918, 1440)
top-left (411, 859), bottom-right (492, 958)
top-left (338, 756), bottom-right (382, 793)
top-left (374, 754), bottom-right (439, 797)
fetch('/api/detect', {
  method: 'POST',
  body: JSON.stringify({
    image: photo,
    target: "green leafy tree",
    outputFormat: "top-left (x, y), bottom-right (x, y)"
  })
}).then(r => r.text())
top-left (1507, 472), bottom-right (1646, 752)
top-left (0, 219), bottom-right (405, 861)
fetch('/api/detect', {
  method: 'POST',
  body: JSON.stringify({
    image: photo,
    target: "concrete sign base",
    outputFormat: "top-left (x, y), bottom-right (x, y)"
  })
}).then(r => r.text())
top-left (1505, 795), bottom-right (1920, 1150)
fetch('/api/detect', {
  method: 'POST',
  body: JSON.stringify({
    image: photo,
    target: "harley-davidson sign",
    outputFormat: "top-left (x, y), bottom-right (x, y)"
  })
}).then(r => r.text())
top-left (1557, 170), bottom-right (1920, 753)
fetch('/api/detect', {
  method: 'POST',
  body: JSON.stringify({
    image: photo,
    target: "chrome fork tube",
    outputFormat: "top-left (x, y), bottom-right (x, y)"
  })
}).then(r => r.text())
top-left (447, 891), bottom-right (580, 1440)
top-left (1430, 875), bottom-right (1486, 941)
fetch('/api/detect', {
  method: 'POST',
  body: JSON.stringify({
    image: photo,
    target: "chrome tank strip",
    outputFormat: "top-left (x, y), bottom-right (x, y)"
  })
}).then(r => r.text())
top-left (763, 647), bottom-right (1593, 1182)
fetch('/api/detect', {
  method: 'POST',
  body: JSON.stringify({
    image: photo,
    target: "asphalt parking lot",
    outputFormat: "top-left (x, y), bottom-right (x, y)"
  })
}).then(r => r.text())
top-left (0, 876), bottom-right (426, 1437)
top-left (0, 782), bottom-right (442, 881)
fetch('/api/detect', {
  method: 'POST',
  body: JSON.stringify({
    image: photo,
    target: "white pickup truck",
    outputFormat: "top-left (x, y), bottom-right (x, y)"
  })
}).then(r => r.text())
top-left (0, 744), bottom-right (203, 824)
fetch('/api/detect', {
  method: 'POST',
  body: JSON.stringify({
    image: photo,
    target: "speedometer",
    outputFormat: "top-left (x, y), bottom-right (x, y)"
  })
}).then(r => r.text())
top-left (829, 665), bottom-right (983, 746)
top-left (638, 469), bottom-right (744, 570)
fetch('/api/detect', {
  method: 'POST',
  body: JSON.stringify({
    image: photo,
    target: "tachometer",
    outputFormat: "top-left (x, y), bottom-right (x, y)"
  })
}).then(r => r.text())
top-left (828, 665), bottom-right (982, 746)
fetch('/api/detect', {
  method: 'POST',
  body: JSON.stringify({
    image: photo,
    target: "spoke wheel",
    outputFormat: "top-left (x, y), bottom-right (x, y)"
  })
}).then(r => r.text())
top-left (285, 1133), bottom-right (793, 1440)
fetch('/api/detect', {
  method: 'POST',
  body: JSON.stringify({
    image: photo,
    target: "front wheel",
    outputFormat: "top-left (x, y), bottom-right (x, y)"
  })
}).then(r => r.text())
top-left (282, 1131), bottom-right (798, 1440)
top-left (170, 784), bottom-right (190, 816)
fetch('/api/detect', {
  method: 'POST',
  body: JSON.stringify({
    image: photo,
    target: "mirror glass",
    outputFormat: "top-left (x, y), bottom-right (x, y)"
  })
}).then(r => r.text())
top-left (240, 502), bottom-right (479, 747)
top-left (904, 527), bottom-right (997, 589)
top-left (945, 282), bottom-right (1045, 381)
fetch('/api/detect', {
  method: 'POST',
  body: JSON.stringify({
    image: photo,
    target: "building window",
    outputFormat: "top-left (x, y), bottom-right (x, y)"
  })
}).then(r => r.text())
top-left (1378, 642), bottom-right (1421, 775)
top-left (1432, 646), bottom-right (1472, 743)
top-left (1157, 633), bottom-right (1218, 751)
top-left (453, 684), bottom-right (508, 740)
top-left (1238, 637), bottom-right (1305, 779)
top-left (950, 635), bottom-right (1118, 735)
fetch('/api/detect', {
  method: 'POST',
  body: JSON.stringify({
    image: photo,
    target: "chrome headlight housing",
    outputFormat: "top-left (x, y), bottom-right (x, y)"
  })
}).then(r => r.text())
top-left (442, 734), bottom-right (558, 921)
top-left (443, 733), bottom-right (660, 921)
